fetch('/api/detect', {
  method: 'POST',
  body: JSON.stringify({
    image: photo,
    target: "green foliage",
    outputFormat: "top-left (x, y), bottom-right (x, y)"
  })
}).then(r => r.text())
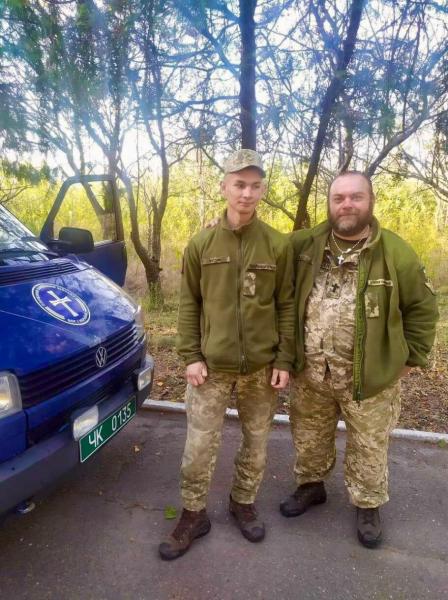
top-left (5, 178), bottom-right (57, 233)
top-left (4, 167), bottom-right (447, 297)
top-left (374, 177), bottom-right (447, 279)
top-left (1, 161), bottom-right (55, 185)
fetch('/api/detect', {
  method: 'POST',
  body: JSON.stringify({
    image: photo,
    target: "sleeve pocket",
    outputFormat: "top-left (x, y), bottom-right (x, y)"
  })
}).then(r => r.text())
top-left (365, 290), bottom-right (380, 318)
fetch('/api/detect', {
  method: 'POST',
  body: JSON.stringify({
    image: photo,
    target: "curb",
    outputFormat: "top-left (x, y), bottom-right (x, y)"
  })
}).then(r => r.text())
top-left (142, 399), bottom-right (448, 444)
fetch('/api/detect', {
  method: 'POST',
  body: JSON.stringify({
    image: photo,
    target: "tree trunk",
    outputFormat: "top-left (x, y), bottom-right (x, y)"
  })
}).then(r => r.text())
top-left (338, 98), bottom-right (354, 172)
top-left (118, 170), bottom-right (161, 290)
top-left (124, 36), bottom-right (169, 294)
top-left (293, 0), bottom-right (365, 230)
top-left (239, 0), bottom-right (257, 150)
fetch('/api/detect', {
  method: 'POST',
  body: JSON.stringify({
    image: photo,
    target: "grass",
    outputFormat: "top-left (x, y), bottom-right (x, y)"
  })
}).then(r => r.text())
top-left (436, 291), bottom-right (448, 347)
top-left (143, 297), bottom-right (178, 351)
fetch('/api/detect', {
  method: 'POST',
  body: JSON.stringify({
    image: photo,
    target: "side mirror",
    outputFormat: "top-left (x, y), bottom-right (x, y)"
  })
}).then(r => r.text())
top-left (59, 227), bottom-right (94, 253)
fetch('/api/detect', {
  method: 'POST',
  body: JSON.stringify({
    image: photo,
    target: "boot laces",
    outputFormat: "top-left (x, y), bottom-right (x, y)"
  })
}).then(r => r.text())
top-left (360, 508), bottom-right (377, 526)
top-left (293, 483), bottom-right (320, 499)
top-left (172, 511), bottom-right (201, 541)
top-left (236, 502), bottom-right (257, 521)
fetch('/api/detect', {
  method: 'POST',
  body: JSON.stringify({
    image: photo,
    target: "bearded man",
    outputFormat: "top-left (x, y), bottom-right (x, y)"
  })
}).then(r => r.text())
top-left (281, 171), bottom-right (438, 548)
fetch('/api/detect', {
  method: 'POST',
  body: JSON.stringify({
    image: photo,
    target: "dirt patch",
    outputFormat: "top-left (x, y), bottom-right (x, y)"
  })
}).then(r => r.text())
top-left (150, 345), bottom-right (186, 403)
top-left (399, 349), bottom-right (448, 433)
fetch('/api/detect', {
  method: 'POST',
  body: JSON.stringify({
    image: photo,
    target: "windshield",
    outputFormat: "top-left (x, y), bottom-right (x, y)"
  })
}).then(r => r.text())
top-left (0, 204), bottom-right (49, 256)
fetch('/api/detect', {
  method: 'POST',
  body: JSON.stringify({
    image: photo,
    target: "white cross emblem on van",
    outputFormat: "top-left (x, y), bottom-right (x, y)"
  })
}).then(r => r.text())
top-left (95, 346), bottom-right (108, 368)
top-left (32, 283), bottom-right (90, 326)
top-left (47, 290), bottom-right (79, 317)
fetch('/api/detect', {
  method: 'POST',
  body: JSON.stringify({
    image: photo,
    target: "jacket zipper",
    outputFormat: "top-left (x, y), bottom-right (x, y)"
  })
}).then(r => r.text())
top-left (353, 253), bottom-right (368, 403)
top-left (236, 235), bottom-right (248, 373)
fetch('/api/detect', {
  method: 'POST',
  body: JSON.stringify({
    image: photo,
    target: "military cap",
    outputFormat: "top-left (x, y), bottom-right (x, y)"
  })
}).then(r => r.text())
top-left (223, 149), bottom-right (266, 177)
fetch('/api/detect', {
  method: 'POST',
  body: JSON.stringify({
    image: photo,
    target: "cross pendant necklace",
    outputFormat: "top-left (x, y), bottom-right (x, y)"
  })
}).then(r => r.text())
top-left (331, 230), bottom-right (365, 266)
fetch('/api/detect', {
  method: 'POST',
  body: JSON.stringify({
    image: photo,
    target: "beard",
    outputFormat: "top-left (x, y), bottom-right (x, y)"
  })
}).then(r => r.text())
top-left (328, 203), bottom-right (373, 237)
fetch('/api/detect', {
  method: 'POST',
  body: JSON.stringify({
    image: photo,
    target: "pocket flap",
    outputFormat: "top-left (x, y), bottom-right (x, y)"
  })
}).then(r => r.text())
top-left (201, 256), bottom-right (231, 265)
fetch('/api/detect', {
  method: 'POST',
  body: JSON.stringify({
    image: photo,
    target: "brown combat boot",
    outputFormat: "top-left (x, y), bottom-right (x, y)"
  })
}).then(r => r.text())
top-left (158, 508), bottom-right (211, 560)
top-left (229, 496), bottom-right (265, 542)
top-left (279, 481), bottom-right (327, 517)
top-left (356, 507), bottom-right (382, 548)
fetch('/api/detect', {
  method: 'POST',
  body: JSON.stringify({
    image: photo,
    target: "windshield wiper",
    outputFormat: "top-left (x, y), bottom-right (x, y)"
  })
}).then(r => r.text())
top-left (0, 247), bottom-right (58, 257)
top-left (20, 235), bottom-right (44, 243)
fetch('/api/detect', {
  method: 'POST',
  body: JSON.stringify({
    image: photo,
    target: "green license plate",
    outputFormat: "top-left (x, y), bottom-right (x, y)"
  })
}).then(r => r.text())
top-left (79, 397), bottom-right (136, 463)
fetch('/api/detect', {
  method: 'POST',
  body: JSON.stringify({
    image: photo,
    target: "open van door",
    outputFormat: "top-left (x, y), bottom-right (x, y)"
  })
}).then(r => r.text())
top-left (40, 175), bottom-right (127, 286)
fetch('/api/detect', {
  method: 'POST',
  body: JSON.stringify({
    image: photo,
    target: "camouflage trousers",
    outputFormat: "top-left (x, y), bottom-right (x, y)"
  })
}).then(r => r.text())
top-left (290, 374), bottom-right (401, 508)
top-left (180, 368), bottom-right (277, 511)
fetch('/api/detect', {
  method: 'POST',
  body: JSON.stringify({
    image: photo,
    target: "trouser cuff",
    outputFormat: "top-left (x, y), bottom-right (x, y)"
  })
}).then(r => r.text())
top-left (182, 499), bottom-right (207, 512)
top-left (230, 488), bottom-right (256, 504)
top-left (352, 498), bottom-right (387, 509)
top-left (296, 476), bottom-right (326, 486)
top-left (348, 488), bottom-right (389, 508)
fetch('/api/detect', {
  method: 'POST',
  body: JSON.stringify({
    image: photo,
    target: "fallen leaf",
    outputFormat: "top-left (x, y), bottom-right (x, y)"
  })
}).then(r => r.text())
top-left (164, 505), bottom-right (177, 520)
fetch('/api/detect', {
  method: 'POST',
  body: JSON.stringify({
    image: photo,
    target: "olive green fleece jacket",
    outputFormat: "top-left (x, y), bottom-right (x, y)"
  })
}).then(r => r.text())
top-left (291, 218), bottom-right (439, 401)
top-left (177, 211), bottom-right (296, 374)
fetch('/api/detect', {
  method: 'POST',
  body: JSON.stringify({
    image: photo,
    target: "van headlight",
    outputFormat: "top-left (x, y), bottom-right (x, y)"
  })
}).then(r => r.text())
top-left (0, 373), bottom-right (22, 418)
top-left (134, 304), bottom-right (146, 339)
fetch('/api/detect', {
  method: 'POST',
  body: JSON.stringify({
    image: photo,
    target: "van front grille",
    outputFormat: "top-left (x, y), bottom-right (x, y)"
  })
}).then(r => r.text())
top-left (18, 323), bottom-right (140, 406)
top-left (26, 364), bottom-right (139, 444)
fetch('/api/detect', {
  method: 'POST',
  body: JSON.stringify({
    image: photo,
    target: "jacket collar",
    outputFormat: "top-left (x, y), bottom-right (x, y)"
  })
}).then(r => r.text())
top-left (311, 216), bottom-right (381, 248)
top-left (308, 217), bottom-right (381, 276)
top-left (221, 209), bottom-right (258, 234)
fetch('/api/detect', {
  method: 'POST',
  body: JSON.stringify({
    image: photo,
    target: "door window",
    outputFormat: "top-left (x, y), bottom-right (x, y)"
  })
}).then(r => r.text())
top-left (53, 182), bottom-right (117, 244)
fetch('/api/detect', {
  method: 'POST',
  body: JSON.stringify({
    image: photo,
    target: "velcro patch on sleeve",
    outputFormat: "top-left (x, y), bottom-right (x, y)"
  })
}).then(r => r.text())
top-left (421, 266), bottom-right (436, 294)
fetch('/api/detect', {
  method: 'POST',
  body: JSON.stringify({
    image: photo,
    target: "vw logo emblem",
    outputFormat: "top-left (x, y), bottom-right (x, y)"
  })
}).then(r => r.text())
top-left (95, 346), bottom-right (108, 368)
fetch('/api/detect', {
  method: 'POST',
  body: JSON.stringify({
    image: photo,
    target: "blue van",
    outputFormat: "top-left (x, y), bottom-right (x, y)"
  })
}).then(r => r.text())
top-left (0, 175), bottom-right (154, 515)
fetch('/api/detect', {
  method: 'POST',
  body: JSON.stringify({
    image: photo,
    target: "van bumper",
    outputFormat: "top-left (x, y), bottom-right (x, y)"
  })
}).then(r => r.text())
top-left (0, 354), bottom-right (154, 516)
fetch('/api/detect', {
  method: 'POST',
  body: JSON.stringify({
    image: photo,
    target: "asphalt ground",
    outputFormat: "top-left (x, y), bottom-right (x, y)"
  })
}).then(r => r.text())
top-left (1, 409), bottom-right (447, 600)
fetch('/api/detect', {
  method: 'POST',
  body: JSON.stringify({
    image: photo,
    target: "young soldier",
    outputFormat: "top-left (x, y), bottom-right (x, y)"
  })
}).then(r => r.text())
top-left (281, 171), bottom-right (438, 548)
top-left (159, 149), bottom-right (295, 560)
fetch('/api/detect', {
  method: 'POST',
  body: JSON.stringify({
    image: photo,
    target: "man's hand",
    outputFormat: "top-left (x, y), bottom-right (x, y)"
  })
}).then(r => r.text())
top-left (186, 361), bottom-right (208, 386)
top-left (271, 368), bottom-right (289, 390)
top-left (204, 216), bottom-right (221, 229)
top-left (400, 366), bottom-right (412, 378)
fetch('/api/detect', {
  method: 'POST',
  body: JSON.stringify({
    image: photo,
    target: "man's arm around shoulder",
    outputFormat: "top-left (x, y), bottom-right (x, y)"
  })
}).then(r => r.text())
top-left (272, 237), bottom-right (296, 387)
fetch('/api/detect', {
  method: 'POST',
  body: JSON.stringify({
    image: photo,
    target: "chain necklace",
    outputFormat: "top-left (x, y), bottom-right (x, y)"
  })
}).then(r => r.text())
top-left (331, 230), bottom-right (366, 266)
